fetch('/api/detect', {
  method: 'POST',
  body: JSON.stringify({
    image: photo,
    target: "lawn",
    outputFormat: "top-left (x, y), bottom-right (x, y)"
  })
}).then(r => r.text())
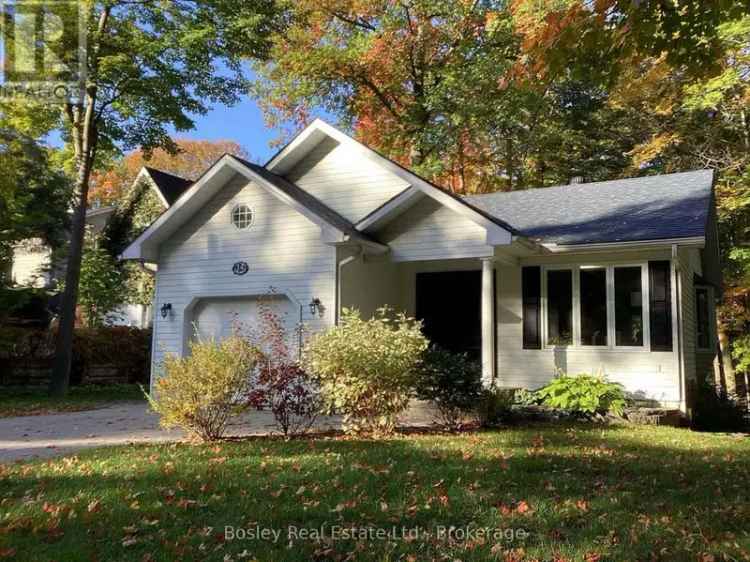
top-left (0, 424), bottom-right (748, 561)
top-left (0, 384), bottom-right (145, 418)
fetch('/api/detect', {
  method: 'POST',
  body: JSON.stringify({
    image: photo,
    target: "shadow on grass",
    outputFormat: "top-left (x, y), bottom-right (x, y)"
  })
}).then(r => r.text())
top-left (1, 424), bottom-right (749, 561)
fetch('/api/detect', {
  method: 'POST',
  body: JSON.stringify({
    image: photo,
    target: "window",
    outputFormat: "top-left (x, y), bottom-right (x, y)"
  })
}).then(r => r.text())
top-left (648, 261), bottom-right (672, 351)
top-left (523, 262), bottom-right (666, 350)
top-left (546, 269), bottom-right (572, 346)
top-left (696, 287), bottom-right (711, 350)
top-left (580, 267), bottom-right (607, 346)
top-left (522, 266), bottom-right (541, 349)
top-left (231, 204), bottom-right (253, 229)
top-left (614, 267), bottom-right (644, 347)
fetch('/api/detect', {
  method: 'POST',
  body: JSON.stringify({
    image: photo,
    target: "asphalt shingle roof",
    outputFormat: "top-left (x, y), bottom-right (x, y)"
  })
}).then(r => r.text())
top-left (464, 170), bottom-right (714, 246)
top-left (144, 167), bottom-right (193, 206)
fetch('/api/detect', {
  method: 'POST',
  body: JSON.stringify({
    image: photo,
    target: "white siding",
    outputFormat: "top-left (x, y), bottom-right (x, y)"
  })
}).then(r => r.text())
top-left (286, 137), bottom-right (409, 224)
top-left (377, 197), bottom-right (492, 262)
top-left (337, 249), bottom-right (401, 320)
top-left (678, 247), bottom-right (702, 386)
top-left (496, 250), bottom-right (681, 406)
top-left (150, 174), bottom-right (336, 379)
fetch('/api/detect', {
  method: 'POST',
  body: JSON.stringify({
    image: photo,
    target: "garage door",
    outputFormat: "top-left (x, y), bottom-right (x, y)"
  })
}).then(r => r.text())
top-left (191, 295), bottom-right (299, 350)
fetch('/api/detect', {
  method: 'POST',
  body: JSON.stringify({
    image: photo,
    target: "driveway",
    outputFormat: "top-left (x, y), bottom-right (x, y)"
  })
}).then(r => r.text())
top-left (0, 401), bottom-right (436, 463)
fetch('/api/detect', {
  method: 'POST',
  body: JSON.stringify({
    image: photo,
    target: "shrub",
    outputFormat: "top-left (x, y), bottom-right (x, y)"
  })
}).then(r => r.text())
top-left (536, 372), bottom-right (627, 417)
top-left (304, 307), bottom-right (428, 436)
top-left (476, 385), bottom-right (516, 427)
top-left (72, 327), bottom-right (151, 384)
top-left (246, 298), bottom-right (320, 437)
top-left (148, 336), bottom-right (259, 441)
top-left (413, 347), bottom-right (482, 430)
top-left (691, 378), bottom-right (748, 433)
top-left (513, 388), bottom-right (540, 407)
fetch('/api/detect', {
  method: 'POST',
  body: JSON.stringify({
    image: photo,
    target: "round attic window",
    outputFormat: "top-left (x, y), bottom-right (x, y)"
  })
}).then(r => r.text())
top-left (231, 204), bottom-right (253, 229)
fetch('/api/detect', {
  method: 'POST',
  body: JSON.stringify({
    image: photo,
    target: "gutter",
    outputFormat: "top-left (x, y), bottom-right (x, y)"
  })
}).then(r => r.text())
top-left (542, 236), bottom-right (705, 253)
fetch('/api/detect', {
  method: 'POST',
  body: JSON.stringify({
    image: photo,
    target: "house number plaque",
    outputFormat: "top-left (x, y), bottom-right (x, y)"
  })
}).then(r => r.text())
top-left (232, 261), bottom-right (249, 275)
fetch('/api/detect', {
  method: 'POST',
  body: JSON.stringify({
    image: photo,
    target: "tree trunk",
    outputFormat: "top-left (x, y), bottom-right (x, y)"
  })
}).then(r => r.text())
top-left (49, 153), bottom-right (94, 395)
top-left (49, 5), bottom-right (108, 396)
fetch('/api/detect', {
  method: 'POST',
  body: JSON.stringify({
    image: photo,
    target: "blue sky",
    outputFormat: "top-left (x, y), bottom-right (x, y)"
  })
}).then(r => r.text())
top-left (173, 95), bottom-right (281, 163)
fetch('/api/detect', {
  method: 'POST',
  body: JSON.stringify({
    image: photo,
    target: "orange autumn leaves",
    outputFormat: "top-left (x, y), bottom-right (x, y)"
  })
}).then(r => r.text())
top-left (89, 139), bottom-right (250, 206)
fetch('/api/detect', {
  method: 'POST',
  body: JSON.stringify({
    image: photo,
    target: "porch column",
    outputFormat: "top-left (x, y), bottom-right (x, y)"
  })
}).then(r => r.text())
top-left (480, 257), bottom-right (496, 386)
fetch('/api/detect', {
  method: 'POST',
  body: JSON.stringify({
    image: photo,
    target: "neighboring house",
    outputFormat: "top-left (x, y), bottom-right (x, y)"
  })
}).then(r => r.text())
top-left (10, 206), bottom-right (116, 289)
top-left (122, 119), bottom-right (720, 413)
top-left (10, 167), bottom-right (193, 328)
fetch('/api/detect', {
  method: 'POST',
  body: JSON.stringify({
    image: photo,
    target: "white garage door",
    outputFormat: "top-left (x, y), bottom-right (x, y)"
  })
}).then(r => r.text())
top-left (191, 295), bottom-right (299, 352)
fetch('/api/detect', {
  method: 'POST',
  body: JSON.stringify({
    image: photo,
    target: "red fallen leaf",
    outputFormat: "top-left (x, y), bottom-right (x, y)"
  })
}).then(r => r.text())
top-left (497, 503), bottom-right (513, 516)
top-left (576, 499), bottom-right (590, 512)
top-left (516, 500), bottom-right (531, 514)
top-left (0, 548), bottom-right (16, 558)
top-left (584, 553), bottom-right (602, 562)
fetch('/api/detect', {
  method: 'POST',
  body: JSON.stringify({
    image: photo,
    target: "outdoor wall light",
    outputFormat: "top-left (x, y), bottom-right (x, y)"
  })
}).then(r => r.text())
top-left (308, 298), bottom-right (324, 317)
top-left (160, 303), bottom-right (173, 319)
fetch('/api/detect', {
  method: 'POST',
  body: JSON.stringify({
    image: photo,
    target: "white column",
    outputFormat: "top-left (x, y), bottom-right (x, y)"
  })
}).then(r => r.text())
top-left (481, 257), bottom-right (496, 386)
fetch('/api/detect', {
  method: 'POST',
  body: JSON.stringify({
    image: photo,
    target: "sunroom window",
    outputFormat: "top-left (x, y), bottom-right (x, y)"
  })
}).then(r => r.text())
top-left (580, 267), bottom-right (608, 346)
top-left (614, 266), bottom-right (644, 347)
top-left (546, 269), bottom-right (572, 346)
top-left (533, 263), bottom-right (660, 349)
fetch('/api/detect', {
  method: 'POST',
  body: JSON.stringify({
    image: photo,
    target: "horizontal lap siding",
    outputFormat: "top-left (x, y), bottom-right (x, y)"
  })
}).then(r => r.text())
top-left (150, 175), bottom-right (335, 379)
top-left (378, 197), bottom-right (492, 262)
top-left (286, 137), bottom-right (409, 224)
top-left (679, 247), bottom-right (701, 385)
top-left (496, 252), bottom-right (681, 405)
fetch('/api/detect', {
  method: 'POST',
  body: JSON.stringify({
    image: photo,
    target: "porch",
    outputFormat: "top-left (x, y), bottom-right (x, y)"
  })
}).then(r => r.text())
top-left (336, 251), bottom-right (502, 384)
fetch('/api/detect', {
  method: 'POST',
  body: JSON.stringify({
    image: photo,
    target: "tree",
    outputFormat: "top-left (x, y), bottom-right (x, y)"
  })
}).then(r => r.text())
top-left (253, 0), bottom-right (529, 192)
top-left (62, 233), bottom-right (125, 329)
top-left (89, 138), bottom-right (251, 206)
top-left (0, 128), bottom-right (70, 283)
top-left (252, 1), bottom-right (660, 192)
top-left (45, 0), bottom-right (282, 395)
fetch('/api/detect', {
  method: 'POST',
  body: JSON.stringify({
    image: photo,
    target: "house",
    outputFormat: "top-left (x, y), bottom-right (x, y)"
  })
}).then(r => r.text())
top-left (122, 119), bottom-right (720, 413)
top-left (10, 167), bottom-right (193, 327)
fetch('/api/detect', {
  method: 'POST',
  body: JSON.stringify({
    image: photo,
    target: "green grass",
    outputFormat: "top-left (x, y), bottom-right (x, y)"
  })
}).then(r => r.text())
top-left (0, 384), bottom-right (145, 418)
top-left (0, 424), bottom-right (748, 561)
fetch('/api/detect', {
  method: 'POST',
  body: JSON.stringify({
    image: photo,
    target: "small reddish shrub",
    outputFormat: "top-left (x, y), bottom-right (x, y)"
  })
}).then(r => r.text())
top-left (245, 295), bottom-right (320, 437)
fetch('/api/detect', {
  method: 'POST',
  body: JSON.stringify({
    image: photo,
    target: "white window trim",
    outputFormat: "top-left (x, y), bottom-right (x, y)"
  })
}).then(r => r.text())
top-left (231, 203), bottom-right (254, 230)
top-left (541, 262), bottom-right (651, 352)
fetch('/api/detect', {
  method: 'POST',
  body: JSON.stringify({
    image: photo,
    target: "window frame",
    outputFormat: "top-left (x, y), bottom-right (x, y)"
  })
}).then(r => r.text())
top-left (231, 204), bottom-right (254, 230)
top-left (541, 263), bottom-right (651, 352)
top-left (542, 266), bottom-right (575, 348)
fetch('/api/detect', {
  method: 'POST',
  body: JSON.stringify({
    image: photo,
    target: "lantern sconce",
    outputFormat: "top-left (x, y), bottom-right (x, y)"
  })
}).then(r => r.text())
top-left (308, 298), bottom-right (324, 318)
top-left (160, 303), bottom-right (173, 319)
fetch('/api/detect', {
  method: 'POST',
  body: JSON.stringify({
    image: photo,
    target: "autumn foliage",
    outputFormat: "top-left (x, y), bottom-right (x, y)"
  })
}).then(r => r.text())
top-left (89, 139), bottom-right (250, 206)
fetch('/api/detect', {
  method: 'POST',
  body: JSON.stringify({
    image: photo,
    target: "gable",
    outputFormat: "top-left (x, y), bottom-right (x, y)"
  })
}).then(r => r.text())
top-left (377, 197), bottom-right (493, 262)
top-left (285, 136), bottom-right (410, 224)
top-left (160, 175), bottom-right (330, 268)
top-left (122, 156), bottom-right (384, 262)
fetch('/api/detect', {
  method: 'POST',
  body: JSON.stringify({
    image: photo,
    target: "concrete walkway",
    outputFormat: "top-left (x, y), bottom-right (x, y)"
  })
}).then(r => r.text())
top-left (0, 402), bottom-right (435, 463)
